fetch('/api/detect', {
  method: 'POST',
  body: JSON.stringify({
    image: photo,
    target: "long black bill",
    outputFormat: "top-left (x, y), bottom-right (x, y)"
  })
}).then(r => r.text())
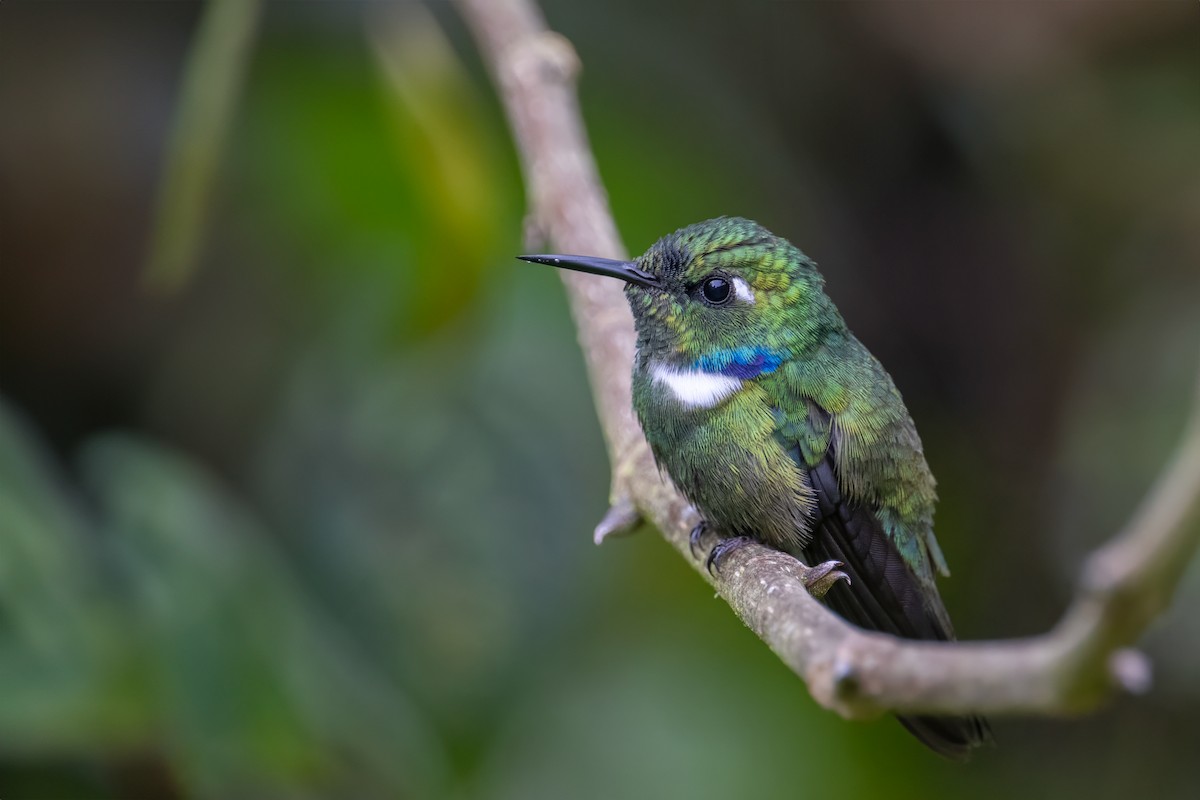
top-left (517, 254), bottom-right (660, 288)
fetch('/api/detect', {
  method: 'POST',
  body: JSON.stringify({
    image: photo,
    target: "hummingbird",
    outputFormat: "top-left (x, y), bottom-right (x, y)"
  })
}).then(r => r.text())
top-left (519, 216), bottom-right (992, 759)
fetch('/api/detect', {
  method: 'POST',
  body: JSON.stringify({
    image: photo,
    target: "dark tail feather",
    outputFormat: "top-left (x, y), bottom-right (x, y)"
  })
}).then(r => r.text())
top-left (898, 714), bottom-right (992, 762)
top-left (817, 562), bottom-right (994, 759)
top-left (803, 459), bottom-right (993, 758)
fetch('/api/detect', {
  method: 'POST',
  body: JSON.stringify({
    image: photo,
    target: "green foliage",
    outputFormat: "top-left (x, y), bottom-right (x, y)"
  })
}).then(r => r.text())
top-left (0, 402), bottom-right (450, 798)
top-left (0, 403), bottom-right (143, 751)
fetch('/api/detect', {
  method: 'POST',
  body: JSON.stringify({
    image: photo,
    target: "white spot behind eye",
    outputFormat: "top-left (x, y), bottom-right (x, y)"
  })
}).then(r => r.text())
top-left (732, 277), bottom-right (755, 304)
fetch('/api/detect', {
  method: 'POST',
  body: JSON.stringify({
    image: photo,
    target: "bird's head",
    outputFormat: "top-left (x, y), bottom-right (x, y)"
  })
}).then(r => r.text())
top-left (520, 217), bottom-right (830, 371)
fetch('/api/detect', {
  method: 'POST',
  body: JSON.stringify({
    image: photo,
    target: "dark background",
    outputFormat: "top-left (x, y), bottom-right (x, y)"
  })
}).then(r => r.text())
top-left (2, 1), bottom-right (1198, 798)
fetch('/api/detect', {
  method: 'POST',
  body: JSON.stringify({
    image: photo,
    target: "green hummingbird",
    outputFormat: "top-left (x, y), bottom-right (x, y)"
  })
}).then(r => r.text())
top-left (519, 216), bottom-right (992, 759)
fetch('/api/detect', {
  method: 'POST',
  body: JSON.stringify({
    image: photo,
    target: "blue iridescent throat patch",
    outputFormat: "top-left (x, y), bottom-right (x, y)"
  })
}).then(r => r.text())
top-left (693, 347), bottom-right (784, 379)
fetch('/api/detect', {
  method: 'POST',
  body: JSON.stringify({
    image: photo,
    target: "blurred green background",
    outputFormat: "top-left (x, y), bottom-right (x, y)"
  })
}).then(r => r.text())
top-left (2, 1), bottom-right (1199, 798)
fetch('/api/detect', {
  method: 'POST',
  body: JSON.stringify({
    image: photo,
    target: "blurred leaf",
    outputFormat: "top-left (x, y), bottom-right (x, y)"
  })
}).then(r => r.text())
top-left (233, 8), bottom-right (515, 346)
top-left (369, 3), bottom-right (508, 338)
top-left (80, 435), bottom-right (448, 799)
top-left (144, 0), bottom-right (262, 293)
top-left (0, 398), bottom-right (144, 750)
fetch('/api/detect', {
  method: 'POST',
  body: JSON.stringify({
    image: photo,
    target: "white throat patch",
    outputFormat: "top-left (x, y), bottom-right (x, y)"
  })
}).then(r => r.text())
top-left (651, 363), bottom-right (743, 409)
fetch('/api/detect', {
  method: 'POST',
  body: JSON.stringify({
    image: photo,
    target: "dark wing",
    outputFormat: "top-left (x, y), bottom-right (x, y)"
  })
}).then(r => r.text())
top-left (803, 457), bottom-right (952, 642)
top-left (783, 410), bottom-right (992, 759)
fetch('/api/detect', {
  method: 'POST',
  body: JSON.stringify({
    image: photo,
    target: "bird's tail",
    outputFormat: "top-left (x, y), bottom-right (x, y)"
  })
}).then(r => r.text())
top-left (815, 562), bottom-right (994, 760)
top-left (802, 460), bottom-right (992, 758)
top-left (897, 713), bottom-right (992, 762)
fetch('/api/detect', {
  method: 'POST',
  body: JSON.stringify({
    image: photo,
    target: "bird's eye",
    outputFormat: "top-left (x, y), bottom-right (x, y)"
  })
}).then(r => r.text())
top-left (701, 276), bottom-right (731, 305)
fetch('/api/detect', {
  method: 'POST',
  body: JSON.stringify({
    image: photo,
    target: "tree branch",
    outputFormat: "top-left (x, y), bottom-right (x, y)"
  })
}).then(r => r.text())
top-left (455, 0), bottom-right (1200, 718)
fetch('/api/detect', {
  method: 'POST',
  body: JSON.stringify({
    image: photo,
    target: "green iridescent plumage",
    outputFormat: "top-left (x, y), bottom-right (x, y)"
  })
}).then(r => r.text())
top-left (631, 220), bottom-right (945, 580)
top-left (520, 216), bottom-right (991, 758)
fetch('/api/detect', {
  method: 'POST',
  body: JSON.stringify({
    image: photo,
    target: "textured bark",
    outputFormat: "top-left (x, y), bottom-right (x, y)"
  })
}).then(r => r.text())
top-left (455, 0), bottom-right (1200, 718)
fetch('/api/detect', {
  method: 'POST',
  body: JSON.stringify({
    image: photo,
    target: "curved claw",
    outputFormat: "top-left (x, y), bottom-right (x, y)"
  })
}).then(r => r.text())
top-left (705, 536), bottom-right (753, 576)
top-left (800, 559), bottom-right (851, 598)
top-left (689, 521), bottom-right (709, 559)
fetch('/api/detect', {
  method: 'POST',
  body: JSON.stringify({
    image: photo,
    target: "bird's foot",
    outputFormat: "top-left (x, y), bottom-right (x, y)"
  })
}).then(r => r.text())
top-left (799, 560), bottom-right (850, 598)
top-left (688, 520), bottom-right (710, 559)
top-left (705, 535), bottom-right (754, 576)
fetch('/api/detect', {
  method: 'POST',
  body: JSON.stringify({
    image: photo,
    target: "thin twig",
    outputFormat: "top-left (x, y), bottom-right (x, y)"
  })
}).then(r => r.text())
top-left (455, 0), bottom-right (1200, 718)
